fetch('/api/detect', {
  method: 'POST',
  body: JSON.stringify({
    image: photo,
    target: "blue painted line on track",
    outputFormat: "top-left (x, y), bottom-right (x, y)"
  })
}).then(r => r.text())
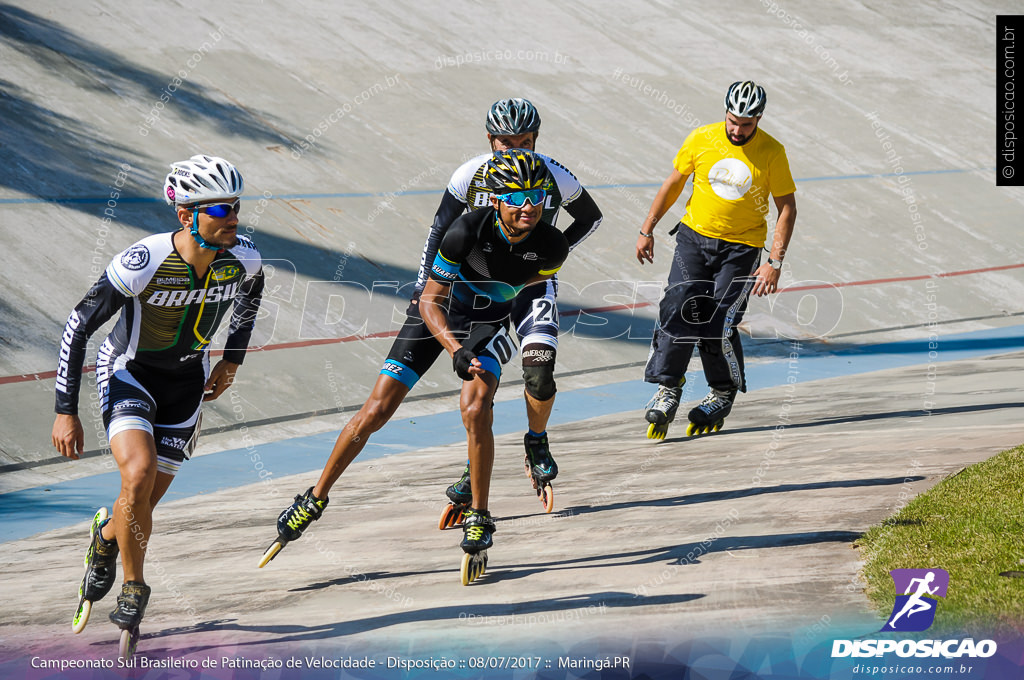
top-left (1, 324), bottom-right (1021, 543)
top-left (0, 168), bottom-right (993, 205)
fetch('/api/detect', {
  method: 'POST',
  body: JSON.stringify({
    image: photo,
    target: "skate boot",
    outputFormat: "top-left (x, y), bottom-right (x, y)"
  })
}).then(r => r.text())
top-left (645, 380), bottom-right (684, 440)
top-left (72, 508), bottom-right (120, 633)
top-left (523, 433), bottom-right (557, 513)
top-left (686, 388), bottom-right (737, 436)
top-left (109, 581), bottom-right (150, 660)
top-left (459, 508), bottom-right (496, 585)
top-left (439, 462), bottom-right (472, 530)
top-left (258, 487), bottom-right (329, 568)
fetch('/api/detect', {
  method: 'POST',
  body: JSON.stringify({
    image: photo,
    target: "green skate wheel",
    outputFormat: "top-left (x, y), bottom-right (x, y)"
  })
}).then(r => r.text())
top-left (85, 507), bottom-right (109, 567)
top-left (71, 599), bottom-right (91, 634)
top-left (257, 541), bottom-right (284, 568)
top-left (119, 626), bottom-right (139, 660)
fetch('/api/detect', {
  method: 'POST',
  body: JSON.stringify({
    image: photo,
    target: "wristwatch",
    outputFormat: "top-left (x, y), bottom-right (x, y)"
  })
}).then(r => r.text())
top-left (767, 257), bottom-right (783, 270)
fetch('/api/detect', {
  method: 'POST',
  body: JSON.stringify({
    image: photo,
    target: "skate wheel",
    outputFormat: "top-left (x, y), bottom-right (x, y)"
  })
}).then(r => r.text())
top-left (524, 459), bottom-right (532, 480)
top-left (119, 627), bottom-right (139, 660)
top-left (713, 420), bottom-right (724, 433)
top-left (71, 600), bottom-right (91, 634)
top-left (85, 507), bottom-right (109, 567)
top-left (647, 422), bottom-right (668, 440)
top-left (257, 541), bottom-right (284, 569)
top-left (460, 551), bottom-right (488, 585)
top-left (541, 484), bottom-right (555, 513)
top-left (686, 422), bottom-right (699, 437)
top-left (439, 504), bottom-right (456, 530)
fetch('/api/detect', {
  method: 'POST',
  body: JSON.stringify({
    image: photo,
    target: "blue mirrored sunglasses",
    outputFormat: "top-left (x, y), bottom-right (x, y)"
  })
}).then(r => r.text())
top-left (495, 189), bottom-right (546, 207)
top-left (194, 200), bottom-right (241, 218)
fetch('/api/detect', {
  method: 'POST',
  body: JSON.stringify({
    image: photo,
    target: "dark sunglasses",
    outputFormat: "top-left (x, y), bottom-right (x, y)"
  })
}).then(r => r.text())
top-left (193, 200), bottom-right (241, 218)
top-left (495, 189), bottom-right (546, 208)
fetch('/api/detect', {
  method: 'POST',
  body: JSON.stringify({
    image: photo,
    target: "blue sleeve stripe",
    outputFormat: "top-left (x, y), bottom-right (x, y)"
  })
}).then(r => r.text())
top-left (430, 252), bottom-right (460, 281)
top-left (476, 355), bottom-right (502, 379)
top-left (380, 359), bottom-right (420, 390)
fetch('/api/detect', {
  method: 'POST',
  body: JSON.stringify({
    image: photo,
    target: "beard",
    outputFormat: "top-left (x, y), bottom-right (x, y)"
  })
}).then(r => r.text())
top-left (728, 130), bottom-right (753, 146)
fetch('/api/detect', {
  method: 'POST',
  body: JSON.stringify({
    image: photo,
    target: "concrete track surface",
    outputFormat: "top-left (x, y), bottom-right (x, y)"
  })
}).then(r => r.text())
top-left (1, 1), bottom-right (1023, 678)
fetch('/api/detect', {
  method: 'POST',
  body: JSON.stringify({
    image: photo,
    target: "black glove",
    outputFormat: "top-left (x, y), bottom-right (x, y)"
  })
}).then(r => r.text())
top-left (453, 347), bottom-right (477, 381)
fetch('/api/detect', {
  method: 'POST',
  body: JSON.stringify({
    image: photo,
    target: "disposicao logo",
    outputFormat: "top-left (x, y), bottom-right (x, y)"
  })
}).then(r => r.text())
top-left (882, 568), bottom-right (949, 632)
top-left (831, 568), bottom-right (998, 659)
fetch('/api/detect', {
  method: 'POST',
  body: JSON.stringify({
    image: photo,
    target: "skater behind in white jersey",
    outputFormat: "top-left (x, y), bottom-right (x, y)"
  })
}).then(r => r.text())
top-left (635, 81), bottom-right (798, 440)
top-left (52, 155), bottom-right (264, 657)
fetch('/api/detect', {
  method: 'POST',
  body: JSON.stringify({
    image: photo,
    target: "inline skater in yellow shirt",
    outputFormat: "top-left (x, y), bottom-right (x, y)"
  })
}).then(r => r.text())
top-left (635, 81), bottom-right (798, 439)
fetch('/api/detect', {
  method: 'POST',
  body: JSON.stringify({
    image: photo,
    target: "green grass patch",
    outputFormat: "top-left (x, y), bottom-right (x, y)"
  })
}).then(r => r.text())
top-left (855, 444), bottom-right (1024, 636)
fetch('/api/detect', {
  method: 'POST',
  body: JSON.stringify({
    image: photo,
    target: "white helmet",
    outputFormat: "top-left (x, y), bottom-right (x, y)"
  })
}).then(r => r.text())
top-left (725, 81), bottom-right (767, 118)
top-left (163, 154), bottom-right (243, 206)
top-left (485, 98), bottom-right (541, 135)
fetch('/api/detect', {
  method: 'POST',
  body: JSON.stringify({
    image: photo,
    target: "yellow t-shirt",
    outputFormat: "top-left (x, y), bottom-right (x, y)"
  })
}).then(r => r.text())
top-left (673, 122), bottom-right (796, 248)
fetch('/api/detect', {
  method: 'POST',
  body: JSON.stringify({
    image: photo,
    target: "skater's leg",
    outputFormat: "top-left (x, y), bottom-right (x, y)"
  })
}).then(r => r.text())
top-left (525, 390), bottom-right (554, 433)
top-left (99, 462), bottom-right (171, 543)
top-left (147, 472), bottom-right (175, 508)
top-left (697, 243), bottom-right (760, 392)
top-left (462, 373), bottom-right (499, 511)
top-left (314, 374), bottom-right (410, 498)
top-left (644, 224), bottom-right (713, 386)
top-left (513, 280), bottom-right (559, 434)
top-left (109, 429), bottom-right (159, 584)
top-left (311, 308), bottom-right (443, 498)
top-left (522, 344), bottom-right (556, 432)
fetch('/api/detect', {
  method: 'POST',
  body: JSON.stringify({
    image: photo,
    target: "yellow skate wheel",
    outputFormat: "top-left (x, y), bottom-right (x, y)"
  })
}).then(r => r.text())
top-left (713, 420), bottom-right (723, 432)
top-left (686, 422), bottom-right (699, 437)
top-left (257, 541), bottom-right (283, 569)
top-left (71, 600), bottom-right (91, 634)
top-left (541, 484), bottom-right (555, 513)
top-left (460, 552), bottom-right (488, 585)
top-left (647, 423), bottom-right (667, 440)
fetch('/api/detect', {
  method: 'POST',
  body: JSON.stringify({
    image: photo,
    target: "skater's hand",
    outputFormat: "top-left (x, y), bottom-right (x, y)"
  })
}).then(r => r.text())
top-left (751, 262), bottom-right (781, 297)
top-left (52, 414), bottom-right (84, 459)
top-left (452, 347), bottom-right (483, 380)
top-left (636, 231), bottom-right (655, 264)
top-left (203, 360), bottom-right (240, 401)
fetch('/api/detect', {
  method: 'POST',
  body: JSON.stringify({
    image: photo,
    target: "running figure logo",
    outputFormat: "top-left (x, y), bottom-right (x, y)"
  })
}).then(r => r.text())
top-left (881, 568), bottom-right (949, 632)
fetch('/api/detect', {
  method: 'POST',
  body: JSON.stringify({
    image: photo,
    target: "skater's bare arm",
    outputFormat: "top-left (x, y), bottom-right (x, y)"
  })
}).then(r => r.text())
top-left (637, 169), bottom-right (688, 265)
top-left (751, 192), bottom-right (797, 297)
top-left (203, 360), bottom-right (240, 401)
top-left (420, 279), bottom-right (483, 375)
top-left (52, 413), bottom-right (84, 459)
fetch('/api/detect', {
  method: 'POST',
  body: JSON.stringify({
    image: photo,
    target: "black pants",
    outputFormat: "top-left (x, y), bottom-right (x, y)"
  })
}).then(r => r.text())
top-left (644, 222), bottom-right (760, 392)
